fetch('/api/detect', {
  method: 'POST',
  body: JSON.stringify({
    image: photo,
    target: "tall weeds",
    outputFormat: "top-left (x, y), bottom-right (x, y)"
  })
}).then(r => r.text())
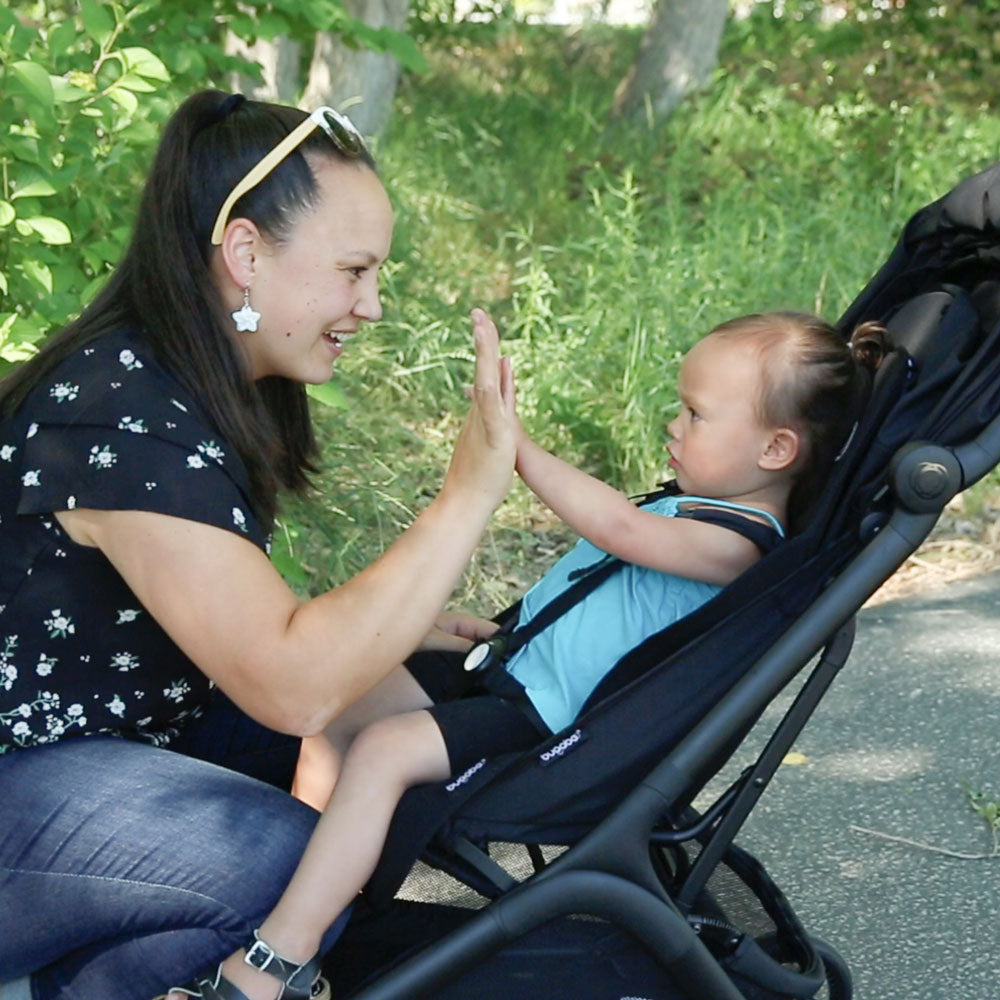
top-left (285, 19), bottom-right (1000, 608)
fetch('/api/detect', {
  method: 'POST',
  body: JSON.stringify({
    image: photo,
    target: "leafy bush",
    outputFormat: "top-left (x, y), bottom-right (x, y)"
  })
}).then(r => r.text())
top-left (0, 3), bottom-right (172, 374)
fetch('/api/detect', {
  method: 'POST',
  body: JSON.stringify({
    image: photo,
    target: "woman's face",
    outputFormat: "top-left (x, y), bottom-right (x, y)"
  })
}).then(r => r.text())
top-left (240, 158), bottom-right (394, 383)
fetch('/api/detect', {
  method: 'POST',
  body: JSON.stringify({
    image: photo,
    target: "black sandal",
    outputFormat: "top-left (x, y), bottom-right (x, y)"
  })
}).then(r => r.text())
top-left (162, 930), bottom-right (331, 1000)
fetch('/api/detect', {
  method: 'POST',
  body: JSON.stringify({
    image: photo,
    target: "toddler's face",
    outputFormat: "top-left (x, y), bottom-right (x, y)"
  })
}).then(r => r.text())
top-left (665, 335), bottom-right (775, 499)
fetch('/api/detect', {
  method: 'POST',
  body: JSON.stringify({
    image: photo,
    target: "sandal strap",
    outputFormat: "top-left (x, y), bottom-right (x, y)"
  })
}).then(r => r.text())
top-left (243, 930), bottom-right (322, 998)
top-left (163, 965), bottom-right (251, 1000)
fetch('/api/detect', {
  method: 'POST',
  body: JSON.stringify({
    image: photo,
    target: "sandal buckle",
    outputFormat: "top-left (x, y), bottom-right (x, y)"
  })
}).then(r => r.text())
top-left (244, 937), bottom-right (278, 973)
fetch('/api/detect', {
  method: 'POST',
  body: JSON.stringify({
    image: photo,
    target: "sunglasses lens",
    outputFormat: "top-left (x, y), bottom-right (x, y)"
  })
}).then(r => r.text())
top-left (320, 111), bottom-right (365, 156)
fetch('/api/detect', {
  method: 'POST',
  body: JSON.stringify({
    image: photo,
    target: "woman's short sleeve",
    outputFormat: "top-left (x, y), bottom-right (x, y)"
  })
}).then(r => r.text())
top-left (12, 335), bottom-right (269, 551)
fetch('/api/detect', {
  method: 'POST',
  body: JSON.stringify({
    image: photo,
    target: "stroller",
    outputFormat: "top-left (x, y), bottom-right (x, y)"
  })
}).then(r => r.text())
top-left (323, 160), bottom-right (1000, 1000)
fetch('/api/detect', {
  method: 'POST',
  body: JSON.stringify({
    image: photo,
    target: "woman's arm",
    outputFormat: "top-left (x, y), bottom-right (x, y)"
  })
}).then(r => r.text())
top-left (55, 311), bottom-right (516, 736)
top-left (515, 435), bottom-right (760, 586)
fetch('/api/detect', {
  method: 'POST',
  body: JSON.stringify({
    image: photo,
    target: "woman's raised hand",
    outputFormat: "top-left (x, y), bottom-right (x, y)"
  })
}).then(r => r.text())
top-left (444, 309), bottom-right (516, 511)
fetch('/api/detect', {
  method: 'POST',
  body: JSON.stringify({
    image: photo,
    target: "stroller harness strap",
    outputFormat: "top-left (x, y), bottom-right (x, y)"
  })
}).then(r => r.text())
top-left (463, 495), bottom-right (785, 680)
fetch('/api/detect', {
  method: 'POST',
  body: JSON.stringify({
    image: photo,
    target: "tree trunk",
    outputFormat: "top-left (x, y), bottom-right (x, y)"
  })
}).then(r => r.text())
top-left (225, 33), bottom-right (302, 104)
top-left (302, 0), bottom-right (410, 140)
top-left (610, 0), bottom-right (728, 124)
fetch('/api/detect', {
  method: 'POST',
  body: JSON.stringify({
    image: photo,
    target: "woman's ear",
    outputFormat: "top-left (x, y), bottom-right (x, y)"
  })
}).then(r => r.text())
top-left (759, 427), bottom-right (800, 472)
top-left (216, 218), bottom-right (260, 291)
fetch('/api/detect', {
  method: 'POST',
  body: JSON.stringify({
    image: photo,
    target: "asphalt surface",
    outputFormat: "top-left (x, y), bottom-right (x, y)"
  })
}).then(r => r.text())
top-left (729, 570), bottom-right (1000, 1000)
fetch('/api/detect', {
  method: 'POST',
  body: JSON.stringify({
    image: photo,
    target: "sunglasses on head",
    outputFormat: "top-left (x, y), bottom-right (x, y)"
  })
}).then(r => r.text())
top-left (210, 106), bottom-right (367, 246)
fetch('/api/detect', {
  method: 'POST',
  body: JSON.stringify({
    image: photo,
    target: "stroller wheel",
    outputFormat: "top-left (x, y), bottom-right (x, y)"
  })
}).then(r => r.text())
top-left (809, 936), bottom-right (852, 1000)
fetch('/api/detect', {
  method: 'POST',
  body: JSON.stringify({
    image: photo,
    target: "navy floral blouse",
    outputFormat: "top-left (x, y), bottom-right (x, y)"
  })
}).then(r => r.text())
top-left (0, 330), bottom-right (270, 754)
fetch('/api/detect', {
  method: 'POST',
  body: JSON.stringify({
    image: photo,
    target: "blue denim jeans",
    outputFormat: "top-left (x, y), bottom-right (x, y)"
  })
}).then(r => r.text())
top-left (0, 694), bottom-right (348, 999)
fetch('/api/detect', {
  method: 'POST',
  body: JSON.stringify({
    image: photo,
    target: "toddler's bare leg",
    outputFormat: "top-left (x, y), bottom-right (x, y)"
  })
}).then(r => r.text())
top-left (292, 665), bottom-right (433, 809)
top-left (195, 709), bottom-right (451, 1000)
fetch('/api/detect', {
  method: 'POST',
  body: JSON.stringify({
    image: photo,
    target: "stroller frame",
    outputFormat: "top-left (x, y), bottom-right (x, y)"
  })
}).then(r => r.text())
top-left (335, 162), bottom-right (1000, 1000)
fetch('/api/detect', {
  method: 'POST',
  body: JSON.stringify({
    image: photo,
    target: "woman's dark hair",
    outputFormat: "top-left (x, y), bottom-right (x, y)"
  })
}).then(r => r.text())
top-left (0, 90), bottom-right (377, 525)
top-left (710, 310), bottom-right (890, 533)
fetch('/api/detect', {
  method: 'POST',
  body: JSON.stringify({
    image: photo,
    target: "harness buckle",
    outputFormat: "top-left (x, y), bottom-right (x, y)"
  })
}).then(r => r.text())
top-left (463, 635), bottom-right (509, 673)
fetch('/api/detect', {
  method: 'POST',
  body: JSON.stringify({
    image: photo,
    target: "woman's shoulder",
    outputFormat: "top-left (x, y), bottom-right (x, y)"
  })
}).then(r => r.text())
top-left (7, 328), bottom-right (267, 547)
top-left (21, 328), bottom-right (197, 425)
top-left (25, 329), bottom-right (180, 408)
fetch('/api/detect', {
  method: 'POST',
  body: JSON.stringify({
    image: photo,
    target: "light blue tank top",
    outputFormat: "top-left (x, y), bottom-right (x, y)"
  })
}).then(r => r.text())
top-left (505, 495), bottom-right (784, 733)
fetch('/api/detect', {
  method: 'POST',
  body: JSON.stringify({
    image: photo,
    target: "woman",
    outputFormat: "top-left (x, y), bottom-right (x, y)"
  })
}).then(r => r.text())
top-left (0, 91), bottom-right (516, 999)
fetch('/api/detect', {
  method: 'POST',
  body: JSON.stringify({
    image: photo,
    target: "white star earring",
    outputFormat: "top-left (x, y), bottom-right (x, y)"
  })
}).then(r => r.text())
top-left (232, 286), bottom-right (261, 333)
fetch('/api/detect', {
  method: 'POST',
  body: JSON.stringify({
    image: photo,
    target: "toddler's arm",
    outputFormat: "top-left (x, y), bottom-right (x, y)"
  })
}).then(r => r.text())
top-left (515, 434), bottom-right (760, 586)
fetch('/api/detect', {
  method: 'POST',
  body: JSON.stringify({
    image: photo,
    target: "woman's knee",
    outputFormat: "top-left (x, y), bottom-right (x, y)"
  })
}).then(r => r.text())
top-left (0, 737), bottom-right (320, 940)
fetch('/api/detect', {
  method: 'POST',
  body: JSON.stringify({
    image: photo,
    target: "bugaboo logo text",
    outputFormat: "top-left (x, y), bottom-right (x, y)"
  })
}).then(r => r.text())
top-left (538, 727), bottom-right (584, 764)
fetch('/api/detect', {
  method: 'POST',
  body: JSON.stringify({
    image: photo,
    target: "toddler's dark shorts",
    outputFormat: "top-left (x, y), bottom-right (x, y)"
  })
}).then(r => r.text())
top-left (405, 648), bottom-right (550, 774)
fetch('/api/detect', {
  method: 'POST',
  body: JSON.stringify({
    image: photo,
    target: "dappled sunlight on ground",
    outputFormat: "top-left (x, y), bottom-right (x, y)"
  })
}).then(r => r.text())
top-left (814, 747), bottom-right (936, 783)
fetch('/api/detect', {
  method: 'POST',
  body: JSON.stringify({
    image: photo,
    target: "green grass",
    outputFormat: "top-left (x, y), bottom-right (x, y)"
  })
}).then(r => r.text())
top-left (287, 16), bottom-right (1000, 610)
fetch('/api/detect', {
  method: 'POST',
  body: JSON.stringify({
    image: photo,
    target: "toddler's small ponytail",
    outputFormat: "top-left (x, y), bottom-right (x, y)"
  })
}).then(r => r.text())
top-left (849, 321), bottom-right (890, 373)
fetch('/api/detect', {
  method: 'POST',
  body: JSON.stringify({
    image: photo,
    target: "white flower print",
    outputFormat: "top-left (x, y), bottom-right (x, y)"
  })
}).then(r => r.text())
top-left (186, 454), bottom-right (208, 470)
top-left (36, 653), bottom-right (57, 677)
top-left (26, 422), bottom-right (38, 438)
top-left (170, 398), bottom-right (188, 412)
top-left (118, 349), bottom-right (144, 371)
top-left (50, 382), bottom-right (79, 403)
top-left (38, 691), bottom-right (60, 711)
top-left (88, 444), bottom-right (118, 469)
top-left (44, 610), bottom-right (75, 639)
top-left (106, 695), bottom-right (126, 718)
top-left (110, 381), bottom-right (122, 389)
top-left (117, 416), bottom-right (147, 434)
top-left (67, 495), bottom-right (77, 509)
top-left (0, 444), bottom-right (15, 461)
top-left (163, 679), bottom-right (191, 703)
top-left (1, 693), bottom-right (87, 747)
top-left (1, 635), bottom-right (18, 692)
top-left (109, 651), bottom-right (140, 672)
top-left (116, 609), bottom-right (142, 624)
top-left (232, 507), bottom-right (247, 532)
top-left (21, 470), bottom-right (40, 487)
top-left (145, 482), bottom-right (157, 491)
top-left (197, 440), bottom-right (225, 464)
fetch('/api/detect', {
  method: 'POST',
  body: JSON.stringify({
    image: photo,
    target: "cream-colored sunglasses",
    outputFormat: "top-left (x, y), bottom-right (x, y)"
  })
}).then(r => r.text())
top-left (210, 106), bottom-right (367, 246)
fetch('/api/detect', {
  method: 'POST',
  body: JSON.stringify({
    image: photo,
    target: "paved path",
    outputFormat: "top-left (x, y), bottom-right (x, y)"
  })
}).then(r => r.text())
top-left (733, 570), bottom-right (1000, 1000)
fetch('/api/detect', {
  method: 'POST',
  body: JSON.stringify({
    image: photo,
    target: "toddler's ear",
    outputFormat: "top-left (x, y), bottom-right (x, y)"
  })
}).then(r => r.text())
top-left (759, 427), bottom-right (800, 472)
